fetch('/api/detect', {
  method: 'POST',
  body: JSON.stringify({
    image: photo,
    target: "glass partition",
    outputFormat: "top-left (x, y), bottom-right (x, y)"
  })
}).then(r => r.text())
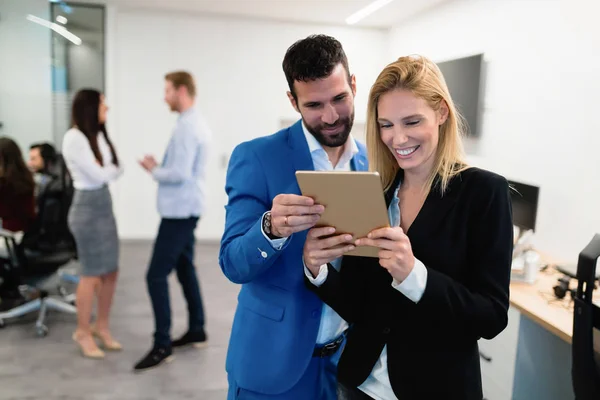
top-left (50, 2), bottom-right (105, 147)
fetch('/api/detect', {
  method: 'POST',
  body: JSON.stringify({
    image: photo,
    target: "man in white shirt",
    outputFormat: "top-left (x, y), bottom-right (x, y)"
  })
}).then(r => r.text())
top-left (28, 142), bottom-right (57, 198)
top-left (135, 71), bottom-right (212, 371)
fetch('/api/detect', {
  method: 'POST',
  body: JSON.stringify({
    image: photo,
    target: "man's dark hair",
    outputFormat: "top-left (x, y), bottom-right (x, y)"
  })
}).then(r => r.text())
top-left (282, 34), bottom-right (351, 101)
top-left (30, 142), bottom-right (57, 171)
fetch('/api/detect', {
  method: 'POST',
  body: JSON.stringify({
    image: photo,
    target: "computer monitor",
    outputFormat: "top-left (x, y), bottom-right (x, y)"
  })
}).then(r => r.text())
top-left (508, 180), bottom-right (539, 232)
top-left (436, 54), bottom-right (484, 137)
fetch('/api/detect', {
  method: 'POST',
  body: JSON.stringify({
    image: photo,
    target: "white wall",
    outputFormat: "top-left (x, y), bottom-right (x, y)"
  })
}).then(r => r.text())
top-left (388, 0), bottom-right (600, 262)
top-left (107, 9), bottom-right (389, 241)
top-left (0, 0), bottom-right (52, 149)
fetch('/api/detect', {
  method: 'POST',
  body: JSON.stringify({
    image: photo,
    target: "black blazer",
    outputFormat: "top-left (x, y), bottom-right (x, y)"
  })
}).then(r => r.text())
top-left (306, 167), bottom-right (513, 400)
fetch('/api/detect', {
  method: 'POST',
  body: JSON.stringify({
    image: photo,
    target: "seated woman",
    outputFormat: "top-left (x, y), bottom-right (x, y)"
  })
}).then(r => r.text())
top-left (0, 136), bottom-right (36, 236)
top-left (303, 55), bottom-right (513, 400)
top-left (0, 137), bottom-right (36, 302)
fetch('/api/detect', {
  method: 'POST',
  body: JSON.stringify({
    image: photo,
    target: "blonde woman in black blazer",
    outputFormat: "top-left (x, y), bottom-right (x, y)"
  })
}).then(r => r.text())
top-left (303, 55), bottom-right (513, 400)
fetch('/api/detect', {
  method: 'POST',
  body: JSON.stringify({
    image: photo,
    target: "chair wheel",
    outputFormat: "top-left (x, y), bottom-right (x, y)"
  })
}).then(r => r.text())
top-left (36, 324), bottom-right (48, 337)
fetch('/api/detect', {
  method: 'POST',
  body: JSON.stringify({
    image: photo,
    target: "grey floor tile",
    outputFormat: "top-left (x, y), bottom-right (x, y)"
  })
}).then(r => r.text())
top-left (0, 242), bottom-right (236, 400)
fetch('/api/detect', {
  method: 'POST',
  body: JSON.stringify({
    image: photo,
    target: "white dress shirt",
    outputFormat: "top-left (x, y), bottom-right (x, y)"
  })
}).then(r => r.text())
top-left (306, 184), bottom-right (429, 400)
top-left (62, 128), bottom-right (123, 190)
top-left (151, 107), bottom-right (212, 218)
top-left (262, 122), bottom-right (358, 345)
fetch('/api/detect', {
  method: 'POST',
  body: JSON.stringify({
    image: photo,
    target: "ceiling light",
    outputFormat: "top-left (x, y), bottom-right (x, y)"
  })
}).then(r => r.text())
top-left (26, 14), bottom-right (81, 45)
top-left (346, 0), bottom-right (395, 25)
top-left (56, 15), bottom-right (68, 24)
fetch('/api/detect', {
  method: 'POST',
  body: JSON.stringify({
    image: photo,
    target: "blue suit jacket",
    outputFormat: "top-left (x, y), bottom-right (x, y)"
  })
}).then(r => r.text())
top-left (219, 120), bottom-right (368, 395)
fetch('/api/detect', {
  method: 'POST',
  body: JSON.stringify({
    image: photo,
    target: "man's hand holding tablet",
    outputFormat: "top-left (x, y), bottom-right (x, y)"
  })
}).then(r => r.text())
top-left (269, 194), bottom-right (325, 238)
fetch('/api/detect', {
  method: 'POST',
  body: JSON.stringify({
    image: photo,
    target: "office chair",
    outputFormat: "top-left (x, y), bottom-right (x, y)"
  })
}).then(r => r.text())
top-left (23, 154), bottom-right (76, 255)
top-left (0, 154), bottom-right (78, 336)
top-left (0, 229), bottom-right (76, 336)
top-left (572, 233), bottom-right (600, 400)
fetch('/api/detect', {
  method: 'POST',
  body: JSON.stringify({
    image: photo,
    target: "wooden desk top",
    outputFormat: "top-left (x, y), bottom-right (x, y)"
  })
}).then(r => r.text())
top-left (509, 268), bottom-right (600, 344)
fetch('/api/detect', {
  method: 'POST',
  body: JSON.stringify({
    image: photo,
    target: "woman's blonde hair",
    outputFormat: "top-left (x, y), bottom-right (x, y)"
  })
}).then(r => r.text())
top-left (366, 55), bottom-right (469, 195)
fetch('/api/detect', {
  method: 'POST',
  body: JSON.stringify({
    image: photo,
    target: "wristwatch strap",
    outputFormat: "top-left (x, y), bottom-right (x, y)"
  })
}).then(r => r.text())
top-left (262, 211), bottom-right (281, 240)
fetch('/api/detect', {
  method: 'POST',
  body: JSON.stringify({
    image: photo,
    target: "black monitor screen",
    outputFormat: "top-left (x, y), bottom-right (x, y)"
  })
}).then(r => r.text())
top-left (436, 54), bottom-right (483, 136)
top-left (508, 180), bottom-right (539, 232)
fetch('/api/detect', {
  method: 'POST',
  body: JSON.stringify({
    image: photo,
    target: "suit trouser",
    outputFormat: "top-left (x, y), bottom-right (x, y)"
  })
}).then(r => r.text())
top-left (146, 217), bottom-right (205, 347)
top-left (227, 343), bottom-right (343, 400)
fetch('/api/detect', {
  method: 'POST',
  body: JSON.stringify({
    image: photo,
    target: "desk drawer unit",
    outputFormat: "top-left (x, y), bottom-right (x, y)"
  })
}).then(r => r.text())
top-left (479, 307), bottom-right (520, 400)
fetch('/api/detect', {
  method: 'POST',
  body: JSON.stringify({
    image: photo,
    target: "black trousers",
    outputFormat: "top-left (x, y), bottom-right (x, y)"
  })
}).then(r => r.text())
top-left (337, 383), bottom-right (375, 400)
top-left (146, 217), bottom-right (205, 347)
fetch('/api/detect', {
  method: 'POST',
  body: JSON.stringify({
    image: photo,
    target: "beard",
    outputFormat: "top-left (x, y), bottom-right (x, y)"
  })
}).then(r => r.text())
top-left (166, 98), bottom-right (179, 112)
top-left (303, 110), bottom-right (355, 148)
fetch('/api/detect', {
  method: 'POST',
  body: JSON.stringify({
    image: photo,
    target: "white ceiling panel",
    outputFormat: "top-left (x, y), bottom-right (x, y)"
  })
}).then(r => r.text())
top-left (74, 0), bottom-right (452, 28)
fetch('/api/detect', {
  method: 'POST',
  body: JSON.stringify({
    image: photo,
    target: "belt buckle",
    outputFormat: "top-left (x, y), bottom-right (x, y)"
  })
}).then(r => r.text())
top-left (314, 334), bottom-right (344, 358)
top-left (322, 336), bottom-right (342, 357)
top-left (323, 341), bottom-right (337, 352)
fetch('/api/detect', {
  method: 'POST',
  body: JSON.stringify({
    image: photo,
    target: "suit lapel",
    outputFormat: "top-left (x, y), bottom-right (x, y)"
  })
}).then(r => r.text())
top-left (351, 148), bottom-right (368, 171)
top-left (285, 120), bottom-right (314, 195)
top-left (408, 174), bottom-right (461, 239)
top-left (288, 120), bottom-right (314, 172)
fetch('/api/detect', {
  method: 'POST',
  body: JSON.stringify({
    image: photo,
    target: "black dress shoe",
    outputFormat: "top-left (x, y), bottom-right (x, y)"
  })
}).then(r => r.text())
top-left (171, 329), bottom-right (208, 349)
top-left (133, 345), bottom-right (173, 371)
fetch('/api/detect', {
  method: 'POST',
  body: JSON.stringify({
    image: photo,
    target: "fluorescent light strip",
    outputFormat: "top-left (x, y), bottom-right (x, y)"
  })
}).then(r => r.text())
top-left (26, 14), bottom-right (81, 45)
top-left (346, 0), bottom-right (395, 25)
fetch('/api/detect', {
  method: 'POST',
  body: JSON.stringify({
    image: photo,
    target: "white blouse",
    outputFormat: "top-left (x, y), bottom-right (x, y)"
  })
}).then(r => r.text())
top-left (62, 128), bottom-right (123, 190)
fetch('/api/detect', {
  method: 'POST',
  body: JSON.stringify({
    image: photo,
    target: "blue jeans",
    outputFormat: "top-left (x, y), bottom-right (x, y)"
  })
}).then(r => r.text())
top-left (146, 217), bottom-right (205, 347)
top-left (227, 337), bottom-right (344, 400)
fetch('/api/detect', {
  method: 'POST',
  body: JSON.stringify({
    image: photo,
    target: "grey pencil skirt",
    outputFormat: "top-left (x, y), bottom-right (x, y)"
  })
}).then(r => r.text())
top-left (68, 185), bottom-right (119, 277)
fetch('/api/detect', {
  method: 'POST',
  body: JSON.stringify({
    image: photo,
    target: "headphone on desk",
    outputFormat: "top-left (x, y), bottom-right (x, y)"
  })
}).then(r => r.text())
top-left (553, 275), bottom-right (576, 300)
top-left (552, 264), bottom-right (599, 300)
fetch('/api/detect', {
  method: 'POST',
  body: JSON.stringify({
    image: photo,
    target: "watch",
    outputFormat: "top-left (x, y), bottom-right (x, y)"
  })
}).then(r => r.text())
top-left (262, 211), bottom-right (281, 240)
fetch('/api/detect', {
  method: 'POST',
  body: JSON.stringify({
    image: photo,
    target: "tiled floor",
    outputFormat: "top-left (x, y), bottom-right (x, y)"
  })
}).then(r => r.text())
top-left (0, 241), bottom-right (237, 400)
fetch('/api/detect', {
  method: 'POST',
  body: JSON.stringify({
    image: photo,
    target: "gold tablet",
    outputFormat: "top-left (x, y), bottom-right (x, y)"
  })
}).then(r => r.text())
top-left (295, 171), bottom-right (390, 258)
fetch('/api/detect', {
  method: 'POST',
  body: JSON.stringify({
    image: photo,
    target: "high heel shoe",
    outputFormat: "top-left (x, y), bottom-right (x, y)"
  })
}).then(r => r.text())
top-left (91, 325), bottom-right (123, 351)
top-left (72, 332), bottom-right (105, 359)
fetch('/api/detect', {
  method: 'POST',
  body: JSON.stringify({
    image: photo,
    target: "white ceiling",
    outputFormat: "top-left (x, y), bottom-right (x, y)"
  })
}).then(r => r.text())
top-left (76, 0), bottom-right (451, 29)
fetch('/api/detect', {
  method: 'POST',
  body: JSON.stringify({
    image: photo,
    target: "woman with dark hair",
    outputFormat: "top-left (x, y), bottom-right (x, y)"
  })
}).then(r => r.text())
top-left (62, 89), bottom-right (123, 359)
top-left (0, 137), bottom-right (36, 303)
top-left (0, 137), bottom-right (36, 233)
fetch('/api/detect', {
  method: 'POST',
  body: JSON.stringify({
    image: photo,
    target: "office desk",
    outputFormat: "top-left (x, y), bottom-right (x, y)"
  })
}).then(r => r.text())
top-left (510, 270), bottom-right (575, 343)
top-left (509, 268), bottom-right (600, 344)
top-left (498, 267), bottom-right (600, 400)
top-left (480, 267), bottom-right (600, 400)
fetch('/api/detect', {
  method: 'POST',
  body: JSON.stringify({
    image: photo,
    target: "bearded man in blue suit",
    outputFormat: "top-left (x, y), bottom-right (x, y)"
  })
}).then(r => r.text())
top-left (219, 35), bottom-right (369, 399)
